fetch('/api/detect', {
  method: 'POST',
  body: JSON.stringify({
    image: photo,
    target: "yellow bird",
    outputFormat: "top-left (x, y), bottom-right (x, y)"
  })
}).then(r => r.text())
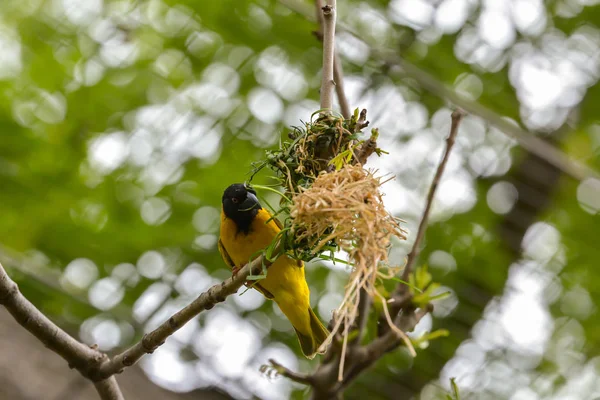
top-left (218, 183), bottom-right (329, 358)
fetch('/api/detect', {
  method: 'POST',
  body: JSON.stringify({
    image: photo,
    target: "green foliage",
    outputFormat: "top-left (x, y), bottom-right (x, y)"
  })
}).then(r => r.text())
top-left (409, 264), bottom-right (451, 308)
top-left (0, 1), bottom-right (599, 400)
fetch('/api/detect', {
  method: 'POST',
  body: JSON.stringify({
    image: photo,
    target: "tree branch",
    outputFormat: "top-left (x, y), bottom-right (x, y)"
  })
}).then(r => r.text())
top-left (319, 0), bottom-right (337, 111)
top-left (333, 55), bottom-right (351, 119)
top-left (400, 109), bottom-right (464, 283)
top-left (377, 109), bottom-right (462, 332)
top-left (268, 359), bottom-right (315, 385)
top-left (1, 249), bottom-right (275, 396)
top-left (315, 0), bottom-right (350, 119)
top-left (336, 305), bottom-right (431, 392)
top-left (0, 246), bottom-right (135, 327)
top-left (308, 300), bottom-right (428, 399)
top-left (93, 253), bottom-right (272, 380)
top-left (94, 379), bottom-right (125, 400)
top-left (0, 263), bottom-right (124, 400)
top-left (355, 127), bottom-right (378, 165)
top-left (352, 288), bottom-right (371, 345)
top-left (365, 305), bottom-right (430, 361)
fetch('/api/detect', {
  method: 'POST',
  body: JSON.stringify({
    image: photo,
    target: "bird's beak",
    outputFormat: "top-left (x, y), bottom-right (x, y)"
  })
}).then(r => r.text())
top-left (240, 192), bottom-right (260, 211)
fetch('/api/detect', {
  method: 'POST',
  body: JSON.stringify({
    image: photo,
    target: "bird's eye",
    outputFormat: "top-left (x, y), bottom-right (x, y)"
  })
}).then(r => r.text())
top-left (231, 198), bottom-right (239, 204)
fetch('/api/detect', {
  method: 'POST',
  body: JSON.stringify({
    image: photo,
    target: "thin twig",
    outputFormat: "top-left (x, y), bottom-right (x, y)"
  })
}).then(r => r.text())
top-left (319, 0), bottom-right (337, 111)
top-left (0, 246), bottom-right (135, 327)
top-left (94, 378), bottom-right (125, 400)
top-left (315, 0), bottom-right (350, 119)
top-left (400, 109), bottom-right (464, 283)
top-left (0, 263), bottom-right (124, 400)
top-left (314, 0), bottom-right (322, 27)
top-left (366, 305), bottom-right (429, 360)
top-left (93, 253), bottom-right (272, 380)
top-left (334, 56), bottom-right (351, 119)
top-left (355, 127), bottom-right (378, 165)
top-left (1, 247), bottom-right (279, 395)
top-left (269, 359), bottom-right (315, 385)
top-left (355, 108), bottom-right (368, 132)
top-left (352, 288), bottom-right (371, 345)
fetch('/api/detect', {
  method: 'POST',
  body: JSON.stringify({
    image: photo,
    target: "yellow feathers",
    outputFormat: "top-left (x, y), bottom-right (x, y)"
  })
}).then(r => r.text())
top-left (218, 184), bottom-right (329, 358)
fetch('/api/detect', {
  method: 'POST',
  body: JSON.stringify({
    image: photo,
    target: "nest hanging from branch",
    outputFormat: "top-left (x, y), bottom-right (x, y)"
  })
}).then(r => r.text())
top-left (250, 109), bottom-right (408, 357)
top-left (290, 165), bottom-right (407, 350)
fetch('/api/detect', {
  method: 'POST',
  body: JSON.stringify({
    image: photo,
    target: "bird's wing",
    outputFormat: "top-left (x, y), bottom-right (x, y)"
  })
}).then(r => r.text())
top-left (218, 238), bottom-right (275, 299)
top-left (218, 238), bottom-right (235, 269)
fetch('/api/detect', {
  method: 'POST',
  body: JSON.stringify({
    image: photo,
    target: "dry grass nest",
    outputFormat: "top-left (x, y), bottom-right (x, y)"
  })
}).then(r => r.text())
top-left (290, 165), bottom-right (408, 353)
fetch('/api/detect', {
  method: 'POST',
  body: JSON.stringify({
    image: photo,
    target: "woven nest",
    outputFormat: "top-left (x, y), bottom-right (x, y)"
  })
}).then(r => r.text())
top-left (251, 109), bottom-right (408, 357)
top-left (290, 165), bottom-right (407, 351)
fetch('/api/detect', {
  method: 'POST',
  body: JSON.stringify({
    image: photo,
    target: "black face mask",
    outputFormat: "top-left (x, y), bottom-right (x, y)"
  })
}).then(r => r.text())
top-left (222, 184), bottom-right (261, 234)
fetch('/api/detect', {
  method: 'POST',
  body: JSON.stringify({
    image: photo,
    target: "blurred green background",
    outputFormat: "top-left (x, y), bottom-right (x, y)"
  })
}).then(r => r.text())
top-left (1, 0), bottom-right (599, 399)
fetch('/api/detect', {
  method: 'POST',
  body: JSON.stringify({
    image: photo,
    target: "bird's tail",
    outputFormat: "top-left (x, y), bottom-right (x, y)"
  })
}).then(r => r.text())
top-left (293, 307), bottom-right (330, 359)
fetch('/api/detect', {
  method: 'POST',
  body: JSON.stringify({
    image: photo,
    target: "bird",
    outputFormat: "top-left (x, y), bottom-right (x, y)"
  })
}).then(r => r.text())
top-left (218, 183), bottom-right (329, 358)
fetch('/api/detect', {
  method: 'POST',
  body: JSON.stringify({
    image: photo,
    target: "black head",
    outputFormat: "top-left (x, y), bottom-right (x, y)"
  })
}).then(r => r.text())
top-left (222, 183), bottom-right (262, 234)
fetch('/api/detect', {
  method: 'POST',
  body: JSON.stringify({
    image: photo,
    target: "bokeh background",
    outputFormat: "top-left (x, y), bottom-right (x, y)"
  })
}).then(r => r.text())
top-left (1, 0), bottom-right (600, 399)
